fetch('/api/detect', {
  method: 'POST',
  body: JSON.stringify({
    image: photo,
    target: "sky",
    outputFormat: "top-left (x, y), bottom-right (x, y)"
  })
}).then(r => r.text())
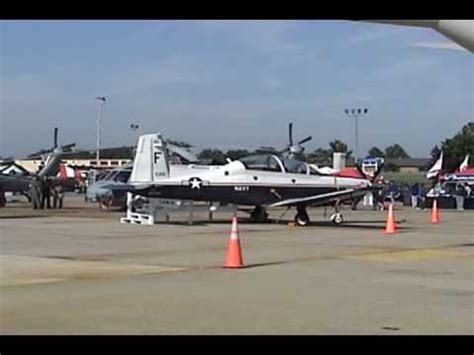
top-left (1, 20), bottom-right (473, 158)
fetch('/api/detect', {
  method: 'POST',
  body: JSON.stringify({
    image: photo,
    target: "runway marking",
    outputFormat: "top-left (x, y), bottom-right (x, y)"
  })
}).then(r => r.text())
top-left (0, 255), bottom-right (187, 287)
top-left (341, 248), bottom-right (470, 262)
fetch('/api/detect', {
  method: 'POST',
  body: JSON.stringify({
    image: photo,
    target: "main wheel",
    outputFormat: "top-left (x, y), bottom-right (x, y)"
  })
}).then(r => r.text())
top-left (250, 205), bottom-right (269, 223)
top-left (295, 211), bottom-right (310, 226)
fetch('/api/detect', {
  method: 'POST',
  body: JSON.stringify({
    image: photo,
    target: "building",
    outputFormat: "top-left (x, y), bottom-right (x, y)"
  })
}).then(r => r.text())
top-left (15, 159), bottom-right (132, 174)
top-left (384, 158), bottom-right (431, 173)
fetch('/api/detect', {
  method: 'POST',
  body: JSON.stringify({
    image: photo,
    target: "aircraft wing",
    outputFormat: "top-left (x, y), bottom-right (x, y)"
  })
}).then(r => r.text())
top-left (0, 174), bottom-right (32, 192)
top-left (268, 186), bottom-right (372, 208)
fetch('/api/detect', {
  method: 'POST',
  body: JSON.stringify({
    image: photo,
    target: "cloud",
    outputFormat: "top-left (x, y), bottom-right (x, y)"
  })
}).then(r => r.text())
top-left (261, 79), bottom-right (283, 91)
top-left (194, 20), bottom-right (303, 58)
top-left (105, 54), bottom-right (210, 97)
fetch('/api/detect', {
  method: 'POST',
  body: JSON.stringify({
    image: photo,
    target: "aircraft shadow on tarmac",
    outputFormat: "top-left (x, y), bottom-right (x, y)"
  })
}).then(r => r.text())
top-left (155, 218), bottom-right (411, 231)
top-left (0, 214), bottom-right (51, 219)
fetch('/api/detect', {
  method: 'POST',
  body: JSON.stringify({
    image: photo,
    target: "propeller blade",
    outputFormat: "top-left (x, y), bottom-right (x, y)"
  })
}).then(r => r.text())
top-left (167, 144), bottom-right (199, 162)
top-left (298, 136), bottom-right (312, 145)
top-left (54, 127), bottom-right (58, 149)
top-left (355, 164), bottom-right (366, 179)
top-left (61, 143), bottom-right (76, 152)
top-left (289, 122), bottom-right (293, 146)
top-left (372, 163), bottom-right (385, 182)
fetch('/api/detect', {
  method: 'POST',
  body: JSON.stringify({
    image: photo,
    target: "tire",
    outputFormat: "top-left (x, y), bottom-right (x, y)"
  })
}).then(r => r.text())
top-left (331, 213), bottom-right (344, 225)
top-left (295, 212), bottom-right (310, 226)
top-left (250, 206), bottom-right (269, 223)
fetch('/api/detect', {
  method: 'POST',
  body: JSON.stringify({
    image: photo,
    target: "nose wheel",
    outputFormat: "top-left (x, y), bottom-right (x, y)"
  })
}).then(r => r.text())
top-left (330, 212), bottom-right (344, 225)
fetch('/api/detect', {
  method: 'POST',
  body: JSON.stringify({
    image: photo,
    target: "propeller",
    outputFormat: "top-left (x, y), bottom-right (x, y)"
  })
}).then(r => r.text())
top-left (355, 162), bottom-right (385, 183)
top-left (281, 122), bottom-right (313, 158)
top-left (27, 127), bottom-right (76, 158)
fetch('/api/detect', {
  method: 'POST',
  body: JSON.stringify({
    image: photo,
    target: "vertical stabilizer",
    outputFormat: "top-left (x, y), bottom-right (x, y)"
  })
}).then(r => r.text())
top-left (130, 133), bottom-right (170, 184)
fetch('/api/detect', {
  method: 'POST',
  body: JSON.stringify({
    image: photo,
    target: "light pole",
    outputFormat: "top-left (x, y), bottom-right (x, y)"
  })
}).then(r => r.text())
top-left (95, 96), bottom-right (106, 164)
top-left (130, 123), bottom-right (140, 157)
top-left (344, 107), bottom-right (368, 164)
top-left (130, 123), bottom-right (140, 143)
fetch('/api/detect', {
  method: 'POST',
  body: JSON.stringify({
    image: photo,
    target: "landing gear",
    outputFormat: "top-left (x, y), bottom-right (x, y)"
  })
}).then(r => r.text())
top-left (330, 199), bottom-right (344, 225)
top-left (250, 205), bottom-right (269, 223)
top-left (294, 206), bottom-right (310, 226)
top-left (330, 212), bottom-right (344, 225)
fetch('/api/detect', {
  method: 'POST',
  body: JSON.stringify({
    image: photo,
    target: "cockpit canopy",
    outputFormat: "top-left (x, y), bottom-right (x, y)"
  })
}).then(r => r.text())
top-left (238, 154), bottom-right (319, 175)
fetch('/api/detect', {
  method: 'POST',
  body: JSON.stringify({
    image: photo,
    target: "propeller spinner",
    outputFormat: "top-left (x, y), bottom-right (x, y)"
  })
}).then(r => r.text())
top-left (282, 122), bottom-right (312, 158)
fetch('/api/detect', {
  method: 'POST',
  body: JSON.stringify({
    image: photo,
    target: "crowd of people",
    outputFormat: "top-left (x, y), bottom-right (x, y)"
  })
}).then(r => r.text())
top-left (367, 179), bottom-right (473, 211)
top-left (30, 176), bottom-right (65, 210)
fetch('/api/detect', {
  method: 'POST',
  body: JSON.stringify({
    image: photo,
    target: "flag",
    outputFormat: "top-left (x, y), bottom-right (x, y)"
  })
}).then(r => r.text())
top-left (459, 154), bottom-right (469, 172)
top-left (426, 151), bottom-right (443, 179)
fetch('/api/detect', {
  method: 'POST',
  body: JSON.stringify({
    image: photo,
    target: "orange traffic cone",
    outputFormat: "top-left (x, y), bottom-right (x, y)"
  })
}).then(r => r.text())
top-left (430, 199), bottom-right (440, 224)
top-left (224, 216), bottom-right (244, 268)
top-left (384, 203), bottom-right (397, 234)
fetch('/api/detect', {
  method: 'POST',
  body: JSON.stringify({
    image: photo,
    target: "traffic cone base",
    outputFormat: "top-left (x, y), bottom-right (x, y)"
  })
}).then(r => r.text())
top-left (224, 217), bottom-right (244, 268)
top-left (224, 239), bottom-right (244, 268)
top-left (384, 204), bottom-right (397, 235)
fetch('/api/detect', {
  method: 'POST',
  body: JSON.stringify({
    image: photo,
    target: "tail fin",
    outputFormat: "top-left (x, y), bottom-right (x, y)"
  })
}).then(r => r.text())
top-left (130, 133), bottom-right (170, 184)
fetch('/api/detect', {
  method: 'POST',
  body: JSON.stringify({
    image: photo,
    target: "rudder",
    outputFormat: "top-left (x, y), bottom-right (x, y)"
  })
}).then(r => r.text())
top-left (130, 133), bottom-right (170, 184)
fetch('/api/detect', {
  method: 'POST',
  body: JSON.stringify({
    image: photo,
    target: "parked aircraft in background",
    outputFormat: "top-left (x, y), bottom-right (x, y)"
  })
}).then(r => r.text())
top-left (0, 128), bottom-right (73, 202)
top-left (124, 133), bottom-right (382, 226)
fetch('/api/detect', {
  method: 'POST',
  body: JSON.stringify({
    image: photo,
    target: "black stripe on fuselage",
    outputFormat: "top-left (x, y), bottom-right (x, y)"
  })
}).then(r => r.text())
top-left (140, 184), bottom-right (344, 206)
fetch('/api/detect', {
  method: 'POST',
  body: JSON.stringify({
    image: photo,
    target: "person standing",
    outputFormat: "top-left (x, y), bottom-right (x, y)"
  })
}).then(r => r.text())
top-left (402, 184), bottom-right (411, 206)
top-left (52, 184), bottom-right (65, 209)
top-left (455, 183), bottom-right (466, 211)
top-left (419, 183), bottom-right (427, 210)
top-left (411, 183), bottom-right (419, 209)
top-left (31, 176), bottom-right (42, 209)
top-left (41, 177), bottom-right (51, 209)
top-left (465, 183), bottom-right (472, 197)
top-left (0, 185), bottom-right (6, 208)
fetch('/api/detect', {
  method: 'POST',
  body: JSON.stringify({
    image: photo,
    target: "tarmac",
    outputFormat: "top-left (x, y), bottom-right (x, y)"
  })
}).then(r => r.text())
top-left (0, 195), bottom-right (473, 334)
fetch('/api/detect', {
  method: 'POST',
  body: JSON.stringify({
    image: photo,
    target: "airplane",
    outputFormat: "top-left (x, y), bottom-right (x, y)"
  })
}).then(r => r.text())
top-left (360, 20), bottom-right (474, 53)
top-left (122, 133), bottom-right (382, 226)
top-left (84, 140), bottom-right (202, 208)
top-left (0, 128), bottom-right (74, 204)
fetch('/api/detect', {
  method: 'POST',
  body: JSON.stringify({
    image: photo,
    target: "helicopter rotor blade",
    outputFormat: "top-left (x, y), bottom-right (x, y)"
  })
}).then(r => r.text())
top-left (53, 127), bottom-right (58, 149)
top-left (298, 136), bottom-right (312, 145)
top-left (288, 122), bottom-right (293, 146)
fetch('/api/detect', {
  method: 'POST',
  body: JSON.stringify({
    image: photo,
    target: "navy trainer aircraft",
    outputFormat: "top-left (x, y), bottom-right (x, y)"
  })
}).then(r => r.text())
top-left (125, 133), bottom-right (381, 226)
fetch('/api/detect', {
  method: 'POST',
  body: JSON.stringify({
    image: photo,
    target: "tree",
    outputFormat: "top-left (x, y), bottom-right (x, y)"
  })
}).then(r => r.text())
top-left (197, 149), bottom-right (226, 165)
top-left (436, 122), bottom-right (474, 171)
top-left (328, 139), bottom-right (353, 158)
top-left (384, 144), bottom-right (410, 159)
top-left (226, 149), bottom-right (251, 161)
top-left (253, 146), bottom-right (278, 155)
top-left (306, 148), bottom-right (332, 165)
top-left (367, 146), bottom-right (385, 158)
top-left (329, 140), bottom-right (346, 153)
